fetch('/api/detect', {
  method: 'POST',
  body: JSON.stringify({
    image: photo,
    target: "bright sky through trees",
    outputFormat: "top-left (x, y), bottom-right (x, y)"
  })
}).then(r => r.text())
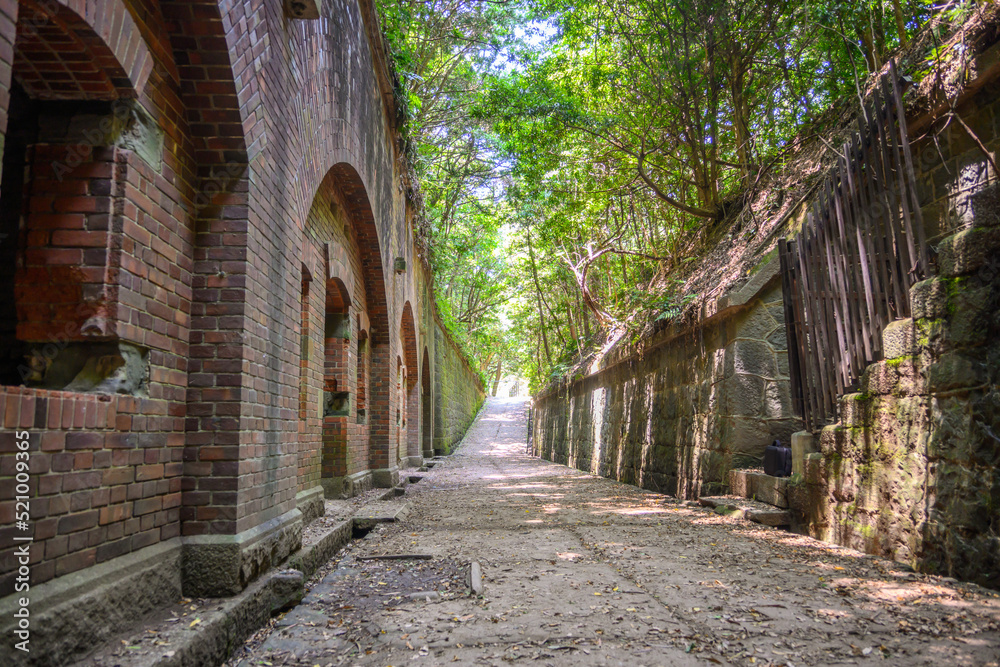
top-left (376, 0), bottom-right (976, 394)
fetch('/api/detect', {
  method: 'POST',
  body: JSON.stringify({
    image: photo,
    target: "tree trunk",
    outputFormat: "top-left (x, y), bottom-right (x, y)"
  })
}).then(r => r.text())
top-left (491, 358), bottom-right (502, 397)
top-left (526, 230), bottom-right (552, 367)
top-left (890, 0), bottom-right (908, 47)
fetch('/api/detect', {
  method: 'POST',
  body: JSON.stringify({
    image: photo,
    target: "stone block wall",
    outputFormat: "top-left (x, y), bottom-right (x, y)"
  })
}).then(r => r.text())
top-left (792, 66), bottom-right (1000, 585)
top-left (790, 47), bottom-right (1000, 588)
top-left (433, 322), bottom-right (486, 454)
top-left (533, 267), bottom-right (801, 498)
top-left (795, 216), bottom-right (1000, 587)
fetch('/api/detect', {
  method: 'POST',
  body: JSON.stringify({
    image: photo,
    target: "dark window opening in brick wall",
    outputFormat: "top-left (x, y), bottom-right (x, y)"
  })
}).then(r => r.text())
top-left (324, 279), bottom-right (350, 418)
top-left (0, 82), bottom-right (38, 386)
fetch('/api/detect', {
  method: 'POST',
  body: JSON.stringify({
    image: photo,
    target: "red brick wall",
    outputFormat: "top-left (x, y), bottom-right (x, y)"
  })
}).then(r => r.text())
top-left (0, 387), bottom-right (182, 588)
top-left (0, 0), bottom-right (486, 601)
top-left (0, 0), bottom-right (197, 594)
top-left (16, 145), bottom-right (120, 342)
top-left (0, 0), bottom-right (17, 190)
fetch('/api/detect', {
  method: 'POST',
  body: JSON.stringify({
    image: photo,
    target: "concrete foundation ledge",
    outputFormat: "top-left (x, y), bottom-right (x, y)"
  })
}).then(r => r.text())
top-left (296, 486), bottom-right (326, 525)
top-left (182, 507), bottom-right (303, 598)
top-left (401, 455), bottom-right (424, 469)
top-left (81, 565), bottom-right (299, 667)
top-left (0, 539), bottom-right (183, 666)
top-left (322, 470), bottom-right (374, 499)
top-left (286, 518), bottom-right (354, 579)
top-left (78, 510), bottom-right (365, 666)
top-left (371, 466), bottom-right (400, 489)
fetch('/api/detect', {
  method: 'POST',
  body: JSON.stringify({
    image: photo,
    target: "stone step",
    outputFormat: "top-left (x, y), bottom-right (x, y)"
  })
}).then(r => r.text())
top-left (352, 501), bottom-right (411, 530)
top-left (698, 496), bottom-right (792, 527)
top-left (728, 470), bottom-right (789, 508)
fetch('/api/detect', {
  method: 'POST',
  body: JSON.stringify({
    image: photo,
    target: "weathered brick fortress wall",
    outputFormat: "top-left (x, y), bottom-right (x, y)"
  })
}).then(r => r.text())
top-left (533, 264), bottom-right (801, 498)
top-left (0, 1), bottom-right (484, 660)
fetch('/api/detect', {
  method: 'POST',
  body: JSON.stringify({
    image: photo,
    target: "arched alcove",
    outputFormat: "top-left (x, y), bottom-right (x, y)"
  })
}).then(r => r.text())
top-left (421, 346), bottom-right (432, 459)
top-left (400, 302), bottom-right (420, 465)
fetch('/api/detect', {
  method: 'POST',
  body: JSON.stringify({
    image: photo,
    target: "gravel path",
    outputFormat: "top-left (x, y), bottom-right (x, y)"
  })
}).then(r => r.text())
top-left (233, 397), bottom-right (1000, 667)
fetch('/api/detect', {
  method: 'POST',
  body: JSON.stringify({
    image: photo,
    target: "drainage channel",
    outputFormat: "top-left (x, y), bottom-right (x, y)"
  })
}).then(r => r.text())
top-left (75, 477), bottom-right (429, 667)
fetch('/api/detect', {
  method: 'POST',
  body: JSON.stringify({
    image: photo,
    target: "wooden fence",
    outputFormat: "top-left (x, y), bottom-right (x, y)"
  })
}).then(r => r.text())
top-left (779, 61), bottom-right (928, 430)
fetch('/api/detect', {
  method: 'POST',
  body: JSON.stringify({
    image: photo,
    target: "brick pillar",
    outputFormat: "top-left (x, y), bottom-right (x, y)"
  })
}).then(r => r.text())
top-left (367, 340), bottom-right (392, 483)
top-left (183, 205), bottom-right (248, 536)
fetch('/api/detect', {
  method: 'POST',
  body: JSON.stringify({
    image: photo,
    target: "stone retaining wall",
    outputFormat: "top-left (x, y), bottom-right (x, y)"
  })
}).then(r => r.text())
top-left (434, 324), bottom-right (486, 454)
top-left (533, 262), bottom-right (801, 498)
top-left (791, 62), bottom-right (1000, 585)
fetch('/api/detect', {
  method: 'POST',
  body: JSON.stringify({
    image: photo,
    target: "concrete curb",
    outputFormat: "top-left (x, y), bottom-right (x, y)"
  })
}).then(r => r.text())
top-left (80, 518), bottom-right (358, 667)
top-left (287, 519), bottom-right (354, 580)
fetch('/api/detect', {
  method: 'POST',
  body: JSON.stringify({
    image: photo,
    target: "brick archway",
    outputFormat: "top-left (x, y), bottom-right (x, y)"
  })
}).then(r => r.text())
top-left (12, 0), bottom-right (152, 101)
top-left (1, 0), bottom-right (156, 355)
top-left (400, 302), bottom-right (419, 462)
top-left (317, 163), bottom-right (391, 476)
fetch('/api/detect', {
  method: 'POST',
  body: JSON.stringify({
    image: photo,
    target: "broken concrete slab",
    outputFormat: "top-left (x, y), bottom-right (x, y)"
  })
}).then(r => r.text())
top-left (352, 501), bottom-right (411, 530)
top-left (699, 496), bottom-right (791, 527)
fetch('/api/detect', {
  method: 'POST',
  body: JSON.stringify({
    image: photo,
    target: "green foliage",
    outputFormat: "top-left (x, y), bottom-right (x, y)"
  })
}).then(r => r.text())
top-left (376, 0), bottom-right (962, 393)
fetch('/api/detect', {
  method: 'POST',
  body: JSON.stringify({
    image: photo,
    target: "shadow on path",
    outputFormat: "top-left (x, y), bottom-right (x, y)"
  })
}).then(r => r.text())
top-left (234, 397), bottom-right (1000, 667)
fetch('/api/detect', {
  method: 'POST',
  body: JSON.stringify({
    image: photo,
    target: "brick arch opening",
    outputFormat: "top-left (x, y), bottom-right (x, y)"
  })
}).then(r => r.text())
top-left (400, 302), bottom-right (420, 462)
top-left (317, 163), bottom-right (391, 478)
top-left (321, 276), bottom-right (351, 484)
top-left (421, 346), bottom-right (432, 459)
top-left (12, 0), bottom-right (152, 101)
top-left (0, 0), bottom-right (151, 383)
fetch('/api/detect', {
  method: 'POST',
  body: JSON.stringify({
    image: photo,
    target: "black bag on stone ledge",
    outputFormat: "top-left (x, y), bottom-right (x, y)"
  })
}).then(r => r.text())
top-left (763, 439), bottom-right (792, 477)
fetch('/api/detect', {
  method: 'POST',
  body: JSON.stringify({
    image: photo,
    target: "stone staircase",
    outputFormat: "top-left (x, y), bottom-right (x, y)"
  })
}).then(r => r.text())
top-left (698, 470), bottom-right (793, 527)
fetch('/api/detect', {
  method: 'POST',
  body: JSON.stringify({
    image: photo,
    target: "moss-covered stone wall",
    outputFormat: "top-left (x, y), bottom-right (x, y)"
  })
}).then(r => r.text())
top-left (790, 60), bottom-right (1000, 588)
top-left (433, 322), bottom-right (486, 454)
top-left (532, 263), bottom-right (802, 498)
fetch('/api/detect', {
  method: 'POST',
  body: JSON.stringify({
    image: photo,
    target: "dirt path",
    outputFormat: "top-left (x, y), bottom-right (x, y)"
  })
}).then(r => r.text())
top-left (232, 397), bottom-right (1000, 667)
